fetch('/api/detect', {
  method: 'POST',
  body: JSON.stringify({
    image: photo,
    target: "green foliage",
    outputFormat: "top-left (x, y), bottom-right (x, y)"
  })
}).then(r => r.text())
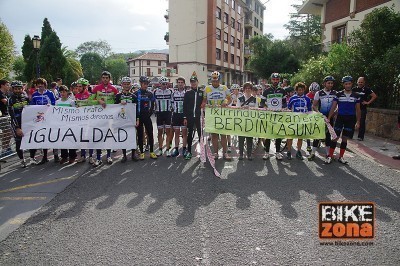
top-left (76, 40), bottom-right (112, 58)
top-left (80, 52), bottom-right (104, 84)
top-left (105, 58), bottom-right (128, 84)
top-left (41, 18), bottom-right (53, 43)
top-left (0, 21), bottom-right (15, 79)
top-left (248, 35), bottom-right (299, 79)
top-left (39, 31), bottom-right (67, 82)
top-left (21, 35), bottom-right (36, 82)
top-left (284, 3), bottom-right (322, 62)
top-left (62, 47), bottom-right (82, 85)
top-left (13, 56), bottom-right (26, 81)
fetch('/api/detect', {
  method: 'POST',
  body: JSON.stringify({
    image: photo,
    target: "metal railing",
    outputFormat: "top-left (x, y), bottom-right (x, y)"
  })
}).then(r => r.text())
top-left (0, 116), bottom-right (16, 161)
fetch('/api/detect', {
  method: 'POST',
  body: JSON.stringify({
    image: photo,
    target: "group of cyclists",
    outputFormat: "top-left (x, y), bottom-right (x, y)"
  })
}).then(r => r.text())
top-left (0, 69), bottom-right (376, 169)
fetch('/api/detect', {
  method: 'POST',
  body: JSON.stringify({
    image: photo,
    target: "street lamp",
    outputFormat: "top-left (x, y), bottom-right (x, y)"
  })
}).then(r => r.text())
top-left (32, 35), bottom-right (41, 78)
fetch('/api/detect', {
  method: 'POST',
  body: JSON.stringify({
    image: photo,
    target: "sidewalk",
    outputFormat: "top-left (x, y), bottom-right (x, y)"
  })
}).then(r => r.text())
top-left (347, 132), bottom-right (400, 170)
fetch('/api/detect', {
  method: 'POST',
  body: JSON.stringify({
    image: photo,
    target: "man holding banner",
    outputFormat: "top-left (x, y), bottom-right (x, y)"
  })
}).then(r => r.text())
top-left (201, 71), bottom-right (232, 161)
top-left (261, 73), bottom-right (287, 160)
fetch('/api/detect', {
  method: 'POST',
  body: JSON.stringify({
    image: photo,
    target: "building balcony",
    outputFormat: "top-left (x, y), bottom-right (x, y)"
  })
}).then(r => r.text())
top-left (244, 34), bottom-right (251, 40)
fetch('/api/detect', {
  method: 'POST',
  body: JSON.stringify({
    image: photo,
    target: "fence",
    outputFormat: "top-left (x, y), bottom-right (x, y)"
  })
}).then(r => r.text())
top-left (0, 115), bottom-right (16, 161)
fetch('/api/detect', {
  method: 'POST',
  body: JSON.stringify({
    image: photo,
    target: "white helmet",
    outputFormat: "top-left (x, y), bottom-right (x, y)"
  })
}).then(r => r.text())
top-left (159, 76), bottom-right (168, 84)
top-left (121, 76), bottom-right (131, 83)
top-left (231, 84), bottom-right (240, 90)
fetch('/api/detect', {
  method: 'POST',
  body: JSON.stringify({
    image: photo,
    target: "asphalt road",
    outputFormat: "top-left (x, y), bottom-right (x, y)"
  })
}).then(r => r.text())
top-left (0, 126), bottom-right (399, 265)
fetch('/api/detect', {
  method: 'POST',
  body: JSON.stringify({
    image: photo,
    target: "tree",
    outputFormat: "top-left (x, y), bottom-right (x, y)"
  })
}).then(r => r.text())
top-left (41, 18), bottom-right (53, 43)
top-left (39, 31), bottom-right (66, 82)
top-left (0, 20), bottom-right (15, 78)
top-left (12, 56), bottom-right (26, 81)
top-left (284, 3), bottom-right (322, 62)
top-left (21, 35), bottom-right (36, 82)
top-left (76, 40), bottom-right (112, 58)
top-left (62, 47), bottom-right (83, 86)
top-left (80, 52), bottom-right (104, 84)
top-left (248, 35), bottom-right (299, 79)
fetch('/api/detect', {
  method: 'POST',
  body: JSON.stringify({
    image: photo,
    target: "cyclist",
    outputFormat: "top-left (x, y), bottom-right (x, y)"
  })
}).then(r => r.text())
top-left (153, 76), bottom-right (173, 157)
top-left (183, 74), bottom-right (203, 160)
top-left (201, 71), bottom-right (232, 160)
top-left (133, 76), bottom-right (157, 160)
top-left (286, 82), bottom-right (312, 160)
top-left (115, 77), bottom-right (138, 162)
top-left (237, 82), bottom-right (257, 160)
top-left (171, 76), bottom-right (188, 157)
top-left (8, 81), bottom-right (29, 167)
top-left (261, 73), bottom-right (287, 160)
top-left (30, 78), bottom-right (56, 165)
top-left (308, 76), bottom-right (337, 161)
top-left (56, 85), bottom-right (77, 164)
top-left (306, 82), bottom-right (320, 152)
top-left (227, 83), bottom-right (241, 153)
top-left (92, 71), bottom-right (119, 166)
top-left (327, 76), bottom-right (361, 164)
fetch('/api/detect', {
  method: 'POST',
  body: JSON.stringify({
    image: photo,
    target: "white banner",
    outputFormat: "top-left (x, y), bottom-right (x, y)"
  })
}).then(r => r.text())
top-left (21, 104), bottom-right (137, 149)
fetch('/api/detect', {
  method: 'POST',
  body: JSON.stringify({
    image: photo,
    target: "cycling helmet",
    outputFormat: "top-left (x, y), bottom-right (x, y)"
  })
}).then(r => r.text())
top-left (11, 80), bottom-right (23, 87)
top-left (323, 76), bottom-right (335, 83)
top-left (231, 84), bottom-right (240, 90)
top-left (285, 86), bottom-right (294, 93)
top-left (159, 76), bottom-right (168, 84)
top-left (342, 75), bottom-right (353, 83)
top-left (309, 82), bottom-right (320, 92)
top-left (211, 71), bottom-right (221, 81)
top-left (139, 76), bottom-right (149, 83)
top-left (270, 73), bottom-right (280, 79)
top-left (77, 78), bottom-right (89, 86)
top-left (70, 81), bottom-right (77, 87)
top-left (121, 76), bottom-right (132, 83)
top-left (132, 83), bottom-right (140, 88)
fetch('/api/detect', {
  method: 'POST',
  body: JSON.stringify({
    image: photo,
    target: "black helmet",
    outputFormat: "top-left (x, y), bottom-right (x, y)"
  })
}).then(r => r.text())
top-left (270, 73), bottom-right (280, 79)
top-left (139, 76), bottom-right (149, 83)
top-left (323, 76), bottom-right (335, 83)
top-left (285, 86), bottom-right (294, 93)
top-left (11, 80), bottom-right (23, 87)
top-left (342, 76), bottom-right (353, 83)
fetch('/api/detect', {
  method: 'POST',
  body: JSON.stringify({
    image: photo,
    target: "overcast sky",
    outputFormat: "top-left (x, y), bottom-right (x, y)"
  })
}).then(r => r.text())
top-left (1, 0), bottom-right (297, 55)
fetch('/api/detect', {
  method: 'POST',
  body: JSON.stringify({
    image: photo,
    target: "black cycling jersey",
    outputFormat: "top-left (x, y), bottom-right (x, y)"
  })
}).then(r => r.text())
top-left (183, 87), bottom-right (203, 118)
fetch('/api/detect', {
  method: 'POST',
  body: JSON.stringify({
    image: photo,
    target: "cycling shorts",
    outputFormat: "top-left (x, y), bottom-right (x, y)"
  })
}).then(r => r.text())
top-left (334, 115), bottom-right (356, 139)
top-left (156, 111), bottom-right (172, 129)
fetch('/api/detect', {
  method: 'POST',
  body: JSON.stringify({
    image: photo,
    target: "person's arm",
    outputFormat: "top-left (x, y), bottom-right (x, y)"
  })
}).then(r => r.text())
top-left (355, 102), bottom-right (361, 129)
top-left (312, 92), bottom-right (320, 112)
top-left (365, 91), bottom-right (377, 105)
top-left (327, 101), bottom-right (338, 120)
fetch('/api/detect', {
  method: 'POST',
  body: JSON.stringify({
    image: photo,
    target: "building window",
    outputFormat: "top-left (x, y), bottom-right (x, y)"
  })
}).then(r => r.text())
top-left (231, 35), bottom-right (235, 46)
top-left (133, 61), bottom-right (135, 66)
top-left (254, 17), bottom-right (259, 28)
top-left (238, 5), bottom-right (241, 14)
top-left (224, 51), bottom-right (228, 62)
top-left (254, 31), bottom-right (258, 36)
top-left (335, 25), bottom-right (347, 44)
top-left (232, 0), bottom-right (235, 10)
top-left (216, 28), bottom-right (221, 40)
top-left (224, 32), bottom-right (228, 43)
top-left (147, 60), bottom-right (150, 66)
top-left (231, 54), bottom-right (235, 64)
top-left (236, 56), bottom-right (240, 65)
top-left (175, 66), bottom-right (178, 74)
top-left (260, 22), bottom-right (263, 32)
top-left (224, 12), bottom-right (229, 24)
top-left (216, 7), bottom-right (221, 19)
top-left (158, 69), bottom-right (161, 74)
top-left (237, 39), bottom-right (241, 49)
top-left (158, 61), bottom-right (161, 66)
top-left (255, 3), bottom-right (260, 14)
top-left (216, 48), bottom-right (221, 60)
top-left (146, 68), bottom-right (151, 76)
top-left (231, 18), bottom-right (235, 28)
top-left (225, 0), bottom-right (229, 4)
top-left (133, 69), bottom-right (135, 75)
top-left (237, 22), bottom-right (241, 32)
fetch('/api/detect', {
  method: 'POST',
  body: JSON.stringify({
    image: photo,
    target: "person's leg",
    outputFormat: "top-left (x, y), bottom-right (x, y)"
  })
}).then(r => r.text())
top-left (246, 137), bottom-right (253, 159)
top-left (186, 118), bottom-right (195, 153)
top-left (211, 133), bottom-right (219, 157)
top-left (263, 139), bottom-right (271, 159)
top-left (182, 127), bottom-right (188, 153)
top-left (296, 139), bottom-right (303, 159)
top-left (144, 117), bottom-right (154, 153)
top-left (15, 138), bottom-right (23, 159)
top-left (286, 139), bottom-right (293, 159)
top-left (238, 136), bottom-right (245, 158)
top-left (358, 109), bottom-right (367, 140)
top-left (157, 128), bottom-right (164, 150)
top-left (69, 149), bottom-right (77, 163)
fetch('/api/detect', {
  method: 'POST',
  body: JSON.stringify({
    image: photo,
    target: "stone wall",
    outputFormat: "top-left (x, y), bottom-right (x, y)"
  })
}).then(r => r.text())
top-left (366, 108), bottom-right (400, 141)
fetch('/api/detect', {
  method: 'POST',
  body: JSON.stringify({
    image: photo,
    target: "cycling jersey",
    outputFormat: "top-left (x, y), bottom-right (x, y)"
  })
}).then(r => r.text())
top-left (334, 90), bottom-right (360, 116)
top-left (172, 90), bottom-right (185, 114)
top-left (314, 89), bottom-right (337, 115)
top-left (30, 90), bottom-right (56, 106)
top-left (8, 93), bottom-right (29, 128)
top-left (183, 87), bottom-right (203, 118)
top-left (204, 84), bottom-right (230, 105)
top-left (288, 94), bottom-right (312, 113)
top-left (92, 84), bottom-right (118, 104)
top-left (154, 88), bottom-right (173, 112)
top-left (262, 87), bottom-right (287, 109)
top-left (133, 89), bottom-right (155, 117)
top-left (115, 92), bottom-right (134, 104)
top-left (56, 98), bottom-right (75, 107)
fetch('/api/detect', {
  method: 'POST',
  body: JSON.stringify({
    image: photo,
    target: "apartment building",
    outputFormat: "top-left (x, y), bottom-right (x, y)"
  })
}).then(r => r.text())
top-left (298, 0), bottom-right (400, 51)
top-left (127, 53), bottom-right (178, 84)
top-left (166, 0), bottom-right (265, 86)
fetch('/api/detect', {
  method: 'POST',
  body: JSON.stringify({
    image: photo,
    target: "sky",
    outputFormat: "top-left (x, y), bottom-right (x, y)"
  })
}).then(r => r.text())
top-left (1, 0), bottom-right (297, 55)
